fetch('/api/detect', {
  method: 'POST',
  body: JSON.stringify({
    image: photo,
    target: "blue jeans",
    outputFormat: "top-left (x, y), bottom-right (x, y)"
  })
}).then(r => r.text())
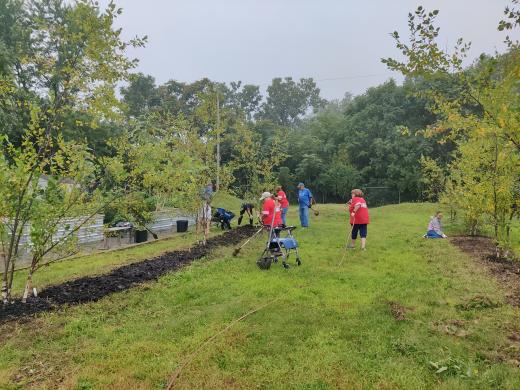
top-left (425, 230), bottom-right (443, 238)
top-left (299, 205), bottom-right (309, 227)
top-left (281, 207), bottom-right (288, 225)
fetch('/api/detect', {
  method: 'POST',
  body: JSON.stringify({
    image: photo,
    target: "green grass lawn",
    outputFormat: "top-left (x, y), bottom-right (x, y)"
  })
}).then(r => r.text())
top-left (1, 203), bottom-right (519, 389)
top-left (212, 191), bottom-right (244, 212)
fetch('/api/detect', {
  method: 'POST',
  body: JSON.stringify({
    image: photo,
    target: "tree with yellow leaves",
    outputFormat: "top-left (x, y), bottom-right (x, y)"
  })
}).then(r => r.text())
top-left (383, 2), bottom-right (519, 257)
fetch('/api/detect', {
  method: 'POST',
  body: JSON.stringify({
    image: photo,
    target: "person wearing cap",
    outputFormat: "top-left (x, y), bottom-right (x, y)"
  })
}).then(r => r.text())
top-left (297, 182), bottom-right (313, 228)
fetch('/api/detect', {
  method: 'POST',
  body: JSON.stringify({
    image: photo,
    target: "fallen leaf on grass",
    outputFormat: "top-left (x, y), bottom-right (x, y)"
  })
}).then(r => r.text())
top-left (455, 295), bottom-right (499, 311)
top-left (386, 301), bottom-right (413, 321)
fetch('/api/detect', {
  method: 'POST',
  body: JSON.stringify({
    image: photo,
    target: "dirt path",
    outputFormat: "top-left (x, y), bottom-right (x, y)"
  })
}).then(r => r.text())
top-left (451, 236), bottom-right (520, 307)
top-left (0, 226), bottom-right (256, 324)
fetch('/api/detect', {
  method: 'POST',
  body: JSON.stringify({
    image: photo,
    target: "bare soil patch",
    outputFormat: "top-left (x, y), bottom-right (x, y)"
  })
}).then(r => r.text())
top-left (431, 319), bottom-right (469, 338)
top-left (450, 236), bottom-right (520, 307)
top-left (387, 301), bottom-right (412, 321)
top-left (0, 226), bottom-right (256, 324)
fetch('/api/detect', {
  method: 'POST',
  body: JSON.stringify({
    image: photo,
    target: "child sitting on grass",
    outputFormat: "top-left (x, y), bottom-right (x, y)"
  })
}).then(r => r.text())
top-left (424, 211), bottom-right (447, 238)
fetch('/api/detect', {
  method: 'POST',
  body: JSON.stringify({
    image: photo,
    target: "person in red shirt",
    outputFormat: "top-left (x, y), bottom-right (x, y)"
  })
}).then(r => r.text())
top-left (260, 192), bottom-right (283, 228)
top-left (273, 195), bottom-right (283, 228)
top-left (348, 188), bottom-right (370, 250)
top-left (275, 185), bottom-right (289, 226)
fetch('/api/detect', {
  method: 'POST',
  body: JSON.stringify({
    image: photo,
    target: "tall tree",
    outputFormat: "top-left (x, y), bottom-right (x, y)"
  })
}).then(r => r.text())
top-left (258, 77), bottom-right (325, 126)
top-left (0, 0), bottom-right (145, 303)
top-left (120, 73), bottom-right (159, 117)
top-left (0, 0), bottom-right (35, 146)
top-left (228, 81), bottom-right (262, 121)
top-left (383, 3), bottom-right (519, 255)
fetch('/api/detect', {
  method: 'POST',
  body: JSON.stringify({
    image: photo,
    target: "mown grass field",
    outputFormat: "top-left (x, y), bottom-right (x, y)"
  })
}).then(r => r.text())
top-left (1, 203), bottom-right (519, 389)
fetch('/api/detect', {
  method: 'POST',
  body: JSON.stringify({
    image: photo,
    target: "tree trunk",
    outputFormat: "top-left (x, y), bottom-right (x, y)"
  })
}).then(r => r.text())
top-left (492, 133), bottom-right (499, 240)
top-left (450, 208), bottom-right (456, 222)
top-left (195, 211), bottom-right (200, 235)
top-left (4, 223), bottom-right (26, 303)
top-left (199, 202), bottom-right (209, 246)
top-left (506, 207), bottom-right (516, 242)
top-left (6, 255), bottom-right (16, 303)
top-left (203, 217), bottom-right (209, 246)
top-left (22, 256), bottom-right (38, 303)
top-left (22, 271), bottom-right (33, 303)
top-left (1, 280), bottom-right (8, 305)
top-left (2, 251), bottom-right (9, 304)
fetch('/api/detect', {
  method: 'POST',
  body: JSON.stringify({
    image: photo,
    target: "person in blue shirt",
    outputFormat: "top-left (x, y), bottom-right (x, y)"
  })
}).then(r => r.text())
top-left (297, 182), bottom-right (313, 227)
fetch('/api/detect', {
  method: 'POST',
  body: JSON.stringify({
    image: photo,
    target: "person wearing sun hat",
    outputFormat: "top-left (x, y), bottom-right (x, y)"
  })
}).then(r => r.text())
top-left (297, 182), bottom-right (313, 228)
top-left (260, 191), bottom-right (275, 226)
top-left (260, 191), bottom-right (282, 227)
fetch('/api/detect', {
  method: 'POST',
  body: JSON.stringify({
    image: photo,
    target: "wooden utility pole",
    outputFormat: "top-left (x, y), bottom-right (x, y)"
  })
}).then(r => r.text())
top-left (216, 92), bottom-right (220, 191)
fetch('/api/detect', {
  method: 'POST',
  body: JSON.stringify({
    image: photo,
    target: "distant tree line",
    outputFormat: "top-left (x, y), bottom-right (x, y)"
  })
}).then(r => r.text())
top-left (118, 72), bottom-right (455, 205)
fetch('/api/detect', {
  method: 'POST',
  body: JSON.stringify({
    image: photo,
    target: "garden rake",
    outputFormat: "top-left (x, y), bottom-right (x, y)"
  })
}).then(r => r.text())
top-left (232, 226), bottom-right (263, 256)
top-left (337, 209), bottom-right (356, 266)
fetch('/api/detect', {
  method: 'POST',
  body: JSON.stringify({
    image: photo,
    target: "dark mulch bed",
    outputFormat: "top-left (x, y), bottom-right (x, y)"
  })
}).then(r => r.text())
top-left (0, 226), bottom-right (257, 324)
top-left (451, 236), bottom-right (520, 307)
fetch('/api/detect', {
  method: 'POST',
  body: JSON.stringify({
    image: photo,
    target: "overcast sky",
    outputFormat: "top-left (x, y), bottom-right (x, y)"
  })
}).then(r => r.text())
top-left (103, 0), bottom-right (511, 100)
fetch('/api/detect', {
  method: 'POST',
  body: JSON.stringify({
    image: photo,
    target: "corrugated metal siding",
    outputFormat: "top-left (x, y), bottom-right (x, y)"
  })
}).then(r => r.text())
top-left (147, 212), bottom-right (196, 232)
top-left (15, 212), bottom-right (196, 246)
top-left (16, 214), bottom-right (105, 247)
top-left (11, 211), bottom-right (194, 269)
top-left (58, 215), bottom-right (105, 244)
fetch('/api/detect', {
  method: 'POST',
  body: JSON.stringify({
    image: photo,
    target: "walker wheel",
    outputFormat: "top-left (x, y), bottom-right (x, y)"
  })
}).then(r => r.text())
top-left (296, 259), bottom-right (301, 266)
top-left (283, 262), bottom-right (290, 269)
top-left (257, 257), bottom-right (272, 270)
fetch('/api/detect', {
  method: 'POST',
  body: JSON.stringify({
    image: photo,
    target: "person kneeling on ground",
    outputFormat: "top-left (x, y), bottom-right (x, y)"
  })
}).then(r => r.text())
top-left (212, 208), bottom-right (235, 230)
top-left (348, 189), bottom-right (370, 250)
top-left (424, 211), bottom-right (447, 238)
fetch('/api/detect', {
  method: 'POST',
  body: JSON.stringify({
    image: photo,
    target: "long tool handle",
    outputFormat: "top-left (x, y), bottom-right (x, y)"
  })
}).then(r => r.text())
top-left (165, 296), bottom-right (282, 389)
top-left (236, 227), bottom-right (263, 251)
top-left (338, 209), bottom-right (357, 266)
top-left (266, 203), bottom-right (277, 249)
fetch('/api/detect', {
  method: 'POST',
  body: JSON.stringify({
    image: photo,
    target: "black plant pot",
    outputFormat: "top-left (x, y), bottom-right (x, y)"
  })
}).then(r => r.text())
top-left (176, 220), bottom-right (189, 233)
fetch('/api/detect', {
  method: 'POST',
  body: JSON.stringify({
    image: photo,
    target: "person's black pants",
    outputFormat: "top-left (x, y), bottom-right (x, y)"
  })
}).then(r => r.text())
top-left (238, 206), bottom-right (253, 225)
top-left (351, 224), bottom-right (367, 239)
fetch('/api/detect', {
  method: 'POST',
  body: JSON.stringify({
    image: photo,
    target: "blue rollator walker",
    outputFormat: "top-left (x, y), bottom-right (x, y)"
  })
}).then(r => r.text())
top-left (257, 222), bottom-right (302, 270)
